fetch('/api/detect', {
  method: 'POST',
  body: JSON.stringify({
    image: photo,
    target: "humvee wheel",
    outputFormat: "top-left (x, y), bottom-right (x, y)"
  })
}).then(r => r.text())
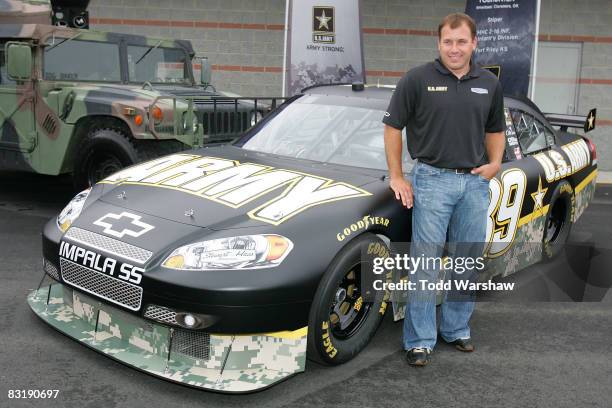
top-left (73, 128), bottom-right (139, 190)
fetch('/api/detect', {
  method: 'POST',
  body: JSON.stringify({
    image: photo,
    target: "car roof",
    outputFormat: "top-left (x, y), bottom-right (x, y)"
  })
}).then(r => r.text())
top-left (302, 83), bottom-right (543, 118)
top-left (303, 83), bottom-right (395, 100)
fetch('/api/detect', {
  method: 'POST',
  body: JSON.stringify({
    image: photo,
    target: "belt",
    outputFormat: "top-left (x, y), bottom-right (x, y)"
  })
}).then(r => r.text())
top-left (436, 167), bottom-right (474, 174)
top-left (417, 162), bottom-right (475, 174)
top-left (447, 167), bottom-right (474, 174)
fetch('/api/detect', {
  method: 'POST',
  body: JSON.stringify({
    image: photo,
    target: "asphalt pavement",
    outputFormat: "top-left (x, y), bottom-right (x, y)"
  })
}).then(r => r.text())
top-left (0, 172), bottom-right (611, 408)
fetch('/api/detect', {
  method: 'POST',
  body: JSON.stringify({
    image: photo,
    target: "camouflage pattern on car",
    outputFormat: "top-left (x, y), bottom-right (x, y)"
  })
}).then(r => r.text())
top-left (573, 170), bottom-right (597, 222)
top-left (28, 280), bottom-right (307, 393)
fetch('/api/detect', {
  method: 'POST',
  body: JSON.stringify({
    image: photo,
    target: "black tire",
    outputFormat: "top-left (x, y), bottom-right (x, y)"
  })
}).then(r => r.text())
top-left (72, 127), bottom-right (189, 190)
top-left (307, 233), bottom-right (389, 365)
top-left (542, 181), bottom-right (574, 260)
top-left (73, 127), bottom-right (139, 190)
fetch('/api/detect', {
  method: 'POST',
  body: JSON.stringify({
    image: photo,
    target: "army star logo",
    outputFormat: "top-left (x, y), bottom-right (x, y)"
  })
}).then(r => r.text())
top-left (312, 6), bottom-right (335, 44)
top-left (530, 176), bottom-right (548, 213)
top-left (586, 110), bottom-right (595, 131)
top-left (93, 212), bottom-right (155, 238)
top-left (316, 10), bottom-right (332, 30)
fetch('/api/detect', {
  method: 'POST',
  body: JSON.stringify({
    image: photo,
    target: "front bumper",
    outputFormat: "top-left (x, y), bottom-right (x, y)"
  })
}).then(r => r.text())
top-left (28, 281), bottom-right (307, 393)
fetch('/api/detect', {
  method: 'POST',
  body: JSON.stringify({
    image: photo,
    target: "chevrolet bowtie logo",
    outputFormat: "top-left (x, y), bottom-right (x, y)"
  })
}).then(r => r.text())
top-left (93, 212), bottom-right (155, 238)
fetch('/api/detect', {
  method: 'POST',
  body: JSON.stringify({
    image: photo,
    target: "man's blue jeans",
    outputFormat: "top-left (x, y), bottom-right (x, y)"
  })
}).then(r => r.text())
top-left (403, 161), bottom-right (490, 351)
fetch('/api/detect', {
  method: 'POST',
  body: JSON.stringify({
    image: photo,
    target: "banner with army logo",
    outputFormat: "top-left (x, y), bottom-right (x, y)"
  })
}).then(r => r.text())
top-left (284, 0), bottom-right (365, 96)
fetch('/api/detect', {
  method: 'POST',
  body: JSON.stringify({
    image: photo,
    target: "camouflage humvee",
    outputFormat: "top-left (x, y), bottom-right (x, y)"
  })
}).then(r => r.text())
top-left (0, 0), bottom-right (259, 189)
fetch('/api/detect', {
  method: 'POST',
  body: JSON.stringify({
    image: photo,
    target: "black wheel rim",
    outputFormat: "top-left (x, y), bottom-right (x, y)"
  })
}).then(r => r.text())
top-left (88, 154), bottom-right (124, 186)
top-left (328, 262), bottom-right (371, 339)
top-left (545, 200), bottom-right (566, 244)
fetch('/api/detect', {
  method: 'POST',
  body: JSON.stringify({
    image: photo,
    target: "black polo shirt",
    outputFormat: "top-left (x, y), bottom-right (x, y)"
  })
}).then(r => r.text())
top-left (383, 58), bottom-right (505, 169)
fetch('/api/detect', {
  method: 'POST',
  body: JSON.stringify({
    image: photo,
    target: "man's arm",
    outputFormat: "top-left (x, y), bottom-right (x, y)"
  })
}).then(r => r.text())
top-left (472, 80), bottom-right (505, 180)
top-left (384, 124), bottom-right (413, 208)
top-left (471, 131), bottom-right (504, 180)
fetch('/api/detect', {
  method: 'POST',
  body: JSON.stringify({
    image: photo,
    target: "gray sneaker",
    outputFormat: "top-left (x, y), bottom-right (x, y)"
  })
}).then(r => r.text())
top-left (447, 337), bottom-right (475, 352)
top-left (405, 347), bottom-right (431, 366)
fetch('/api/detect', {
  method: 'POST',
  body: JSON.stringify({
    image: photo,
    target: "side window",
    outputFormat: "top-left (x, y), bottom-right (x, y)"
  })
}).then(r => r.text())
top-left (510, 109), bottom-right (555, 155)
top-left (0, 41), bottom-right (16, 86)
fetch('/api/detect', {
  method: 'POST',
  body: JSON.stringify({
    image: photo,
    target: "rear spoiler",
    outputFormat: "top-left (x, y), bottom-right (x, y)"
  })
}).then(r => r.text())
top-left (544, 108), bottom-right (596, 133)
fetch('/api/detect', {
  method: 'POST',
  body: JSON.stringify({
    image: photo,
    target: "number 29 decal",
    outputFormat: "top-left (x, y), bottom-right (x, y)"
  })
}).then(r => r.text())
top-left (485, 168), bottom-right (527, 258)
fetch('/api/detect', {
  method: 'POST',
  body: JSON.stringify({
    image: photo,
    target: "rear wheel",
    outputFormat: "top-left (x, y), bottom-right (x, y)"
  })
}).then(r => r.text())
top-left (307, 233), bottom-right (388, 365)
top-left (542, 181), bottom-right (573, 260)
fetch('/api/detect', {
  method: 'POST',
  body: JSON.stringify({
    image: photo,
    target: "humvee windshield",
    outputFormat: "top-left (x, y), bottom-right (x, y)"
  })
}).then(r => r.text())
top-left (44, 39), bottom-right (121, 82)
top-left (127, 45), bottom-right (191, 84)
top-left (43, 37), bottom-right (191, 84)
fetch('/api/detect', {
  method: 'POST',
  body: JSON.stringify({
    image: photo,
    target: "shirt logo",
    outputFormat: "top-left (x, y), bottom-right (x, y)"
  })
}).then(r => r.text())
top-left (93, 212), bottom-right (155, 238)
top-left (471, 87), bottom-right (488, 94)
top-left (427, 86), bottom-right (447, 92)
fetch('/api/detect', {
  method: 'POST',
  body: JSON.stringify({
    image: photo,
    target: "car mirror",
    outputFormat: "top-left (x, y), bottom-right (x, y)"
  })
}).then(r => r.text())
top-left (6, 42), bottom-right (32, 81)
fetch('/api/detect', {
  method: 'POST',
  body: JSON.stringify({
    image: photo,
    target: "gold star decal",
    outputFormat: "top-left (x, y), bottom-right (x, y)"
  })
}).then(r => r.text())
top-left (587, 111), bottom-right (595, 130)
top-left (316, 10), bottom-right (332, 30)
top-left (531, 176), bottom-right (548, 213)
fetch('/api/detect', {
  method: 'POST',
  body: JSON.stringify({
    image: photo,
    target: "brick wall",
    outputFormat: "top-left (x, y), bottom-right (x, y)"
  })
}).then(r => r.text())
top-left (88, 0), bottom-right (612, 169)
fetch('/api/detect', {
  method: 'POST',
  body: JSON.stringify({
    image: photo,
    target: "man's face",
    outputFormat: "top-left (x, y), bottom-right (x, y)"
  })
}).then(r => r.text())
top-left (438, 23), bottom-right (477, 72)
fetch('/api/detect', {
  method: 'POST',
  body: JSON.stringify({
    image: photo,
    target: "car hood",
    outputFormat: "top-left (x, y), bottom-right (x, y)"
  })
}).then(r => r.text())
top-left (94, 145), bottom-right (381, 230)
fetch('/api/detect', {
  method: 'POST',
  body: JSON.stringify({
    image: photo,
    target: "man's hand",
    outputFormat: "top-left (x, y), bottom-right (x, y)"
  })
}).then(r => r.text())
top-left (474, 130), bottom-right (505, 180)
top-left (389, 177), bottom-right (414, 208)
top-left (471, 162), bottom-right (501, 180)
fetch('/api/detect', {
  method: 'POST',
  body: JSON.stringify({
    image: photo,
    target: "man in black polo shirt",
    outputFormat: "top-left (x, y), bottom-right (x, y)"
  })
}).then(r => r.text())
top-left (383, 13), bottom-right (505, 366)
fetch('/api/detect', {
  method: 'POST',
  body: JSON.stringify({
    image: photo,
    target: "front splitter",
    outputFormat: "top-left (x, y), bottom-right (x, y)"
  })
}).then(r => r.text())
top-left (28, 282), bottom-right (307, 393)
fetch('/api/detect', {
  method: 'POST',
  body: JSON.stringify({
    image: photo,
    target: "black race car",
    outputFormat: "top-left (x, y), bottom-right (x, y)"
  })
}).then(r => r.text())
top-left (28, 84), bottom-right (598, 392)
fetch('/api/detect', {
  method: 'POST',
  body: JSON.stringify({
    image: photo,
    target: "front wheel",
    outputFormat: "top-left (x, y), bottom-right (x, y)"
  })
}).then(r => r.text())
top-left (307, 233), bottom-right (389, 365)
top-left (72, 128), bottom-right (139, 190)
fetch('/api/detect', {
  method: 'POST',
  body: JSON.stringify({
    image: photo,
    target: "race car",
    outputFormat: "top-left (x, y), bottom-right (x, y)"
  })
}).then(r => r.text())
top-left (28, 83), bottom-right (598, 393)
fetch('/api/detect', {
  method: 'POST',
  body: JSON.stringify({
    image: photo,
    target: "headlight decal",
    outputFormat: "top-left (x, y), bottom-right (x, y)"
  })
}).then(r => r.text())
top-left (162, 234), bottom-right (293, 270)
top-left (57, 188), bottom-right (91, 233)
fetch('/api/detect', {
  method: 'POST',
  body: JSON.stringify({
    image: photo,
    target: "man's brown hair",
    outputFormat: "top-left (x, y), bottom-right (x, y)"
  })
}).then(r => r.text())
top-left (438, 13), bottom-right (477, 39)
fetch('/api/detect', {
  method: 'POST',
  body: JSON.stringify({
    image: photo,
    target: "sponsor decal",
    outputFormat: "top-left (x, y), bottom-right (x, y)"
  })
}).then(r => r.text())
top-left (312, 6), bottom-right (335, 44)
top-left (59, 241), bottom-right (143, 284)
top-left (471, 87), bottom-right (489, 94)
top-left (100, 154), bottom-right (371, 225)
top-left (507, 136), bottom-right (519, 146)
top-left (514, 146), bottom-right (522, 159)
top-left (427, 86), bottom-right (447, 92)
top-left (93, 212), bottom-right (155, 239)
top-left (532, 139), bottom-right (590, 183)
top-left (336, 215), bottom-right (390, 241)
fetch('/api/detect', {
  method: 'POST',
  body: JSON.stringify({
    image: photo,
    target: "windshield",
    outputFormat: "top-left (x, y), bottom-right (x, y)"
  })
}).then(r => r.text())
top-left (240, 95), bottom-right (414, 172)
top-left (44, 39), bottom-right (120, 82)
top-left (127, 45), bottom-right (191, 84)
